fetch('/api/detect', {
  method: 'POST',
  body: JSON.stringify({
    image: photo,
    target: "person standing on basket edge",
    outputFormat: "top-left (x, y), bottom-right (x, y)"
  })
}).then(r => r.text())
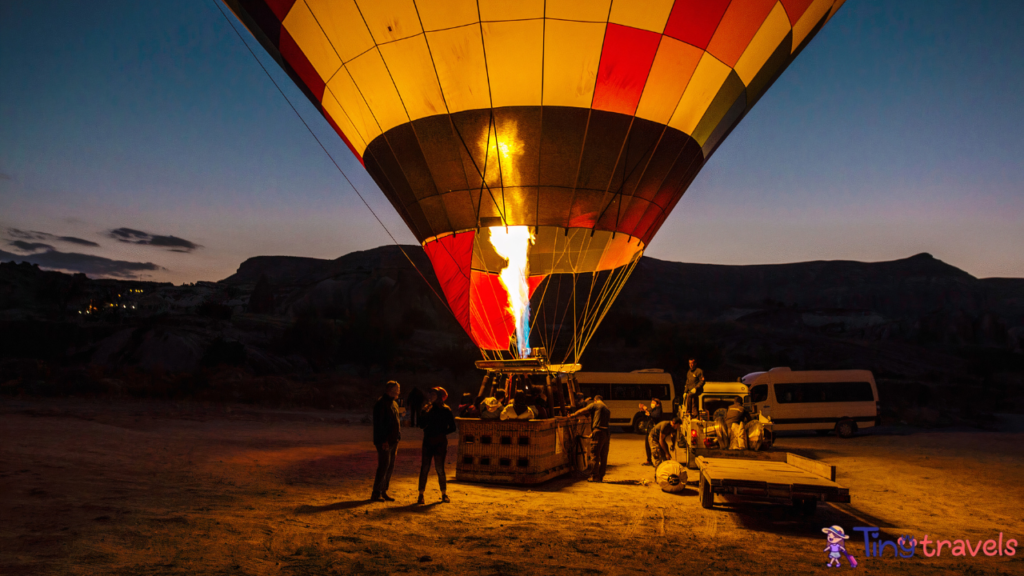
top-left (684, 358), bottom-right (705, 416)
top-left (418, 386), bottom-right (457, 504)
top-left (571, 395), bottom-right (611, 482)
top-left (371, 380), bottom-right (401, 502)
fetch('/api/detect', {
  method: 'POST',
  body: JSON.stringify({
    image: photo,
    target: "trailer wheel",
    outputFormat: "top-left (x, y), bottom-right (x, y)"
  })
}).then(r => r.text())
top-left (835, 419), bottom-right (858, 438)
top-left (699, 474), bottom-right (713, 509)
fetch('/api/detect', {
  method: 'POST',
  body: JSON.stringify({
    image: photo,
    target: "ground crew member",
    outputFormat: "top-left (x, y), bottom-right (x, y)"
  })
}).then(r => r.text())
top-left (647, 417), bottom-right (681, 468)
top-left (725, 397), bottom-right (749, 427)
top-left (684, 358), bottom-right (705, 415)
top-left (570, 395), bottom-right (611, 482)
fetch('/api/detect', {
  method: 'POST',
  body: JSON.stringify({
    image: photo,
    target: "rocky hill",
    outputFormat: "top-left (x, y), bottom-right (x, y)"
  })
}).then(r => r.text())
top-left (1, 248), bottom-right (1021, 425)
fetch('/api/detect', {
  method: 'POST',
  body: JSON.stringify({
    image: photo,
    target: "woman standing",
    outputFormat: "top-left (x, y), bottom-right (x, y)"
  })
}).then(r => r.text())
top-left (417, 387), bottom-right (457, 504)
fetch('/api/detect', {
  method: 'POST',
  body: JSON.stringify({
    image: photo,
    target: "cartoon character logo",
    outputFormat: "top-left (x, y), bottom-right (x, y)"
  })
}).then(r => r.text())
top-left (823, 525), bottom-right (858, 568)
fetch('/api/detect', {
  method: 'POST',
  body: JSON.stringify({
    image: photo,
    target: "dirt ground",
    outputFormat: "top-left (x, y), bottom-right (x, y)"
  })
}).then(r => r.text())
top-left (2, 399), bottom-right (1023, 575)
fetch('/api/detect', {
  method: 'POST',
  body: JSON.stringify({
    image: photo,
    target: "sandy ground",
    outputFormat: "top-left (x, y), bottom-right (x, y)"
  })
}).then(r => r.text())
top-left (2, 399), bottom-right (1023, 576)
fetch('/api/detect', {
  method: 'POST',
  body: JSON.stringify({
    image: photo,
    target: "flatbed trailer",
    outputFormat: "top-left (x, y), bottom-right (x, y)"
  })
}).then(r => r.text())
top-left (695, 451), bottom-right (850, 513)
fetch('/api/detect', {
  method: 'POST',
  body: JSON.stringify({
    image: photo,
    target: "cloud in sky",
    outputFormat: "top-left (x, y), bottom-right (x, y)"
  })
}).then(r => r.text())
top-left (0, 248), bottom-right (163, 279)
top-left (10, 240), bottom-right (55, 252)
top-left (6, 228), bottom-right (101, 248)
top-left (109, 227), bottom-right (201, 253)
top-left (0, 172), bottom-right (11, 181)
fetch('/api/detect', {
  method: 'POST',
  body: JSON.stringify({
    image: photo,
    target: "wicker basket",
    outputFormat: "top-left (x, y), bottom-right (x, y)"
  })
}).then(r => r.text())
top-left (455, 415), bottom-right (590, 484)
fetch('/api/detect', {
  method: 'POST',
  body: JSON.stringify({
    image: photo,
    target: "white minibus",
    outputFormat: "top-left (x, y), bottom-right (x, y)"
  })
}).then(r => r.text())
top-left (574, 369), bottom-right (676, 433)
top-left (742, 368), bottom-right (879, 438)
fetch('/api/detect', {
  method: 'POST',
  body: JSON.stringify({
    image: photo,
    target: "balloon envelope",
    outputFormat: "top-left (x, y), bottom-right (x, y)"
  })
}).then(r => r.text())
top-left (225, 0), bottom-right (845, 359)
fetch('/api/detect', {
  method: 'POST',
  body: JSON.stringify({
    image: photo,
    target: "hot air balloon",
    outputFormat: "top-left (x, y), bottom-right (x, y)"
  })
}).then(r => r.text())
top-left (224, 0), bottom-right (846, 366)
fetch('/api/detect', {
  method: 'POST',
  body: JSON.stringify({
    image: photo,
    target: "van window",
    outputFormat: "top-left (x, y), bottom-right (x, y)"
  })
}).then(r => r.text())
top-left (750, 384), bottom-right (768, 403)
top-left (581, 383), bottom-right (670, 401)
top-left (580, 384), bottom-right (610, 399)
top-left (774, 382), bottom-right (874, 404)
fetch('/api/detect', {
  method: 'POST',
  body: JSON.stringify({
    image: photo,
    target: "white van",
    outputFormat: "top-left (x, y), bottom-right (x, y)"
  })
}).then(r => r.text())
top-left (743, 368), bottom-right (879, 437)
top-left (574, 370), bottom-right (675, 433)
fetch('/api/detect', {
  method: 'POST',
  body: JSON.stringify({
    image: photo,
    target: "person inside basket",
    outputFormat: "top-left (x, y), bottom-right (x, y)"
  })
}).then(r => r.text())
top-left (457, 392), bottom-right (481, 418)
top-left (500, 392), bottom-right (536, 420)
top-left (417, 387), bottom-right (457, 504)
top-left (480, 390), bottom-right (505, 420)
top-left (530, 391), bottom-right (549, 419)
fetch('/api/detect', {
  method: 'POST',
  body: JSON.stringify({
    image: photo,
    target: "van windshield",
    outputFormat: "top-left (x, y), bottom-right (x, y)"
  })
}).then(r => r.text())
top-left (701, 396), bottom-right (742, 416)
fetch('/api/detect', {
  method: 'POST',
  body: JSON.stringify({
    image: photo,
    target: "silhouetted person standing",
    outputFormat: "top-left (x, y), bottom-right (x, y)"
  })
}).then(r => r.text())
top-left (371, 380), bottom-right (401, 502)
top-left (571, 395), bottom-right (611, 482)
top-left (418, 387), bottom-right (457, 504)
top-left (406, 387), bottom-right (425, 427)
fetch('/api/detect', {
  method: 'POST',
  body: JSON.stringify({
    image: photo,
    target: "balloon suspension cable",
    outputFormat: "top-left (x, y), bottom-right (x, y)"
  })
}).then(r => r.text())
top-left (210, 0), bottom-right (454, 319)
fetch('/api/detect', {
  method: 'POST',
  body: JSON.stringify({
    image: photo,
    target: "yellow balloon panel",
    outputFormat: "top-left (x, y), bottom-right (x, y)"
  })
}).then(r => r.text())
top-left (481, 20), bottom-right (544, 109)
top-left (478, 0), bottom-right (544, 21)
top-left (545, 0), bottom-right (612, 22)
top-left (345, 50), bottom-right (410, 135)
top-left (305, 0), bottom-right (373, 63)
top-left (281, 1), bottom-right (340, 82)
top-left (425, 25), bottom-right (491, 113)
top-left (734, 2), bottom-right (791, 86)
top-left (542, 20), bottom-right (604, 108)
top-left (415, 0), bottom-right (478, 31)
top-left (356, 0), bottom-right (422, 44)
top-left (321, 88), bottom-right (369, 153)
top-left (668, 52), bottom-right (731, 136)
top-left (608, 0), bottom-right (675, 34)
top-left (378, 35), bottom-right (447, 120)
top-left (325, 72), bottom-right (382, 153)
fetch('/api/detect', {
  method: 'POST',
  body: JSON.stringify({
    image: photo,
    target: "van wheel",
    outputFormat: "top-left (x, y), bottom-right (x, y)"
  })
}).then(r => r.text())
top-left (633, 416), bottom-right (652, 435)
top-left (835, 419), bottom-right (857, 438)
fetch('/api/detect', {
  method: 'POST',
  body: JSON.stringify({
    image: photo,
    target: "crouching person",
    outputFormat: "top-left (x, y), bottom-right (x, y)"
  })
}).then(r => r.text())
top-left (647, 418), bottom-right (682, 468)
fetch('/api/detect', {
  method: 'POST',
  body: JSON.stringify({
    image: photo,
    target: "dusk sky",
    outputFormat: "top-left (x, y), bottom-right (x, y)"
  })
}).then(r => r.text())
top-left (2, 0), bottom-right (1022, 284)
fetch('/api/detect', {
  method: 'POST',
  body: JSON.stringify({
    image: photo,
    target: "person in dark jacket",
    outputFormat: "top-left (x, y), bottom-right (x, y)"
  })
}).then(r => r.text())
top-left (571, 395), bottom-right (611, 482)
top-left (406, 387), bottom-right (425, 427)
top-left (371, 380), bottom-right (401, 501)
top-left (417, 386), bottom-right (457, 504)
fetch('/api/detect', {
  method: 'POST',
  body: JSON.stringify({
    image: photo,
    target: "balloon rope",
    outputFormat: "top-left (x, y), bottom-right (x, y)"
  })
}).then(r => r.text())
top-left (578, 254), bottom-right (641, 357)
top-left (210, 0), bottom-right (454, 318)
